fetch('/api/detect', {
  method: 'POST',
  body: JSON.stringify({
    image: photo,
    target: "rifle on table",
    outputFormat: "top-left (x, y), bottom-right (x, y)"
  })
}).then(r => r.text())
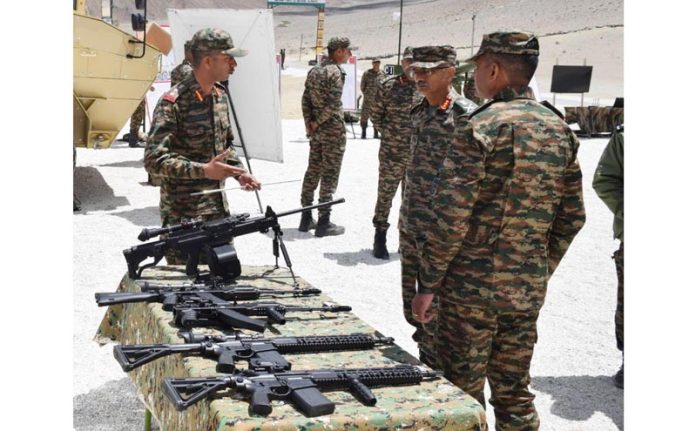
top-left (94, 286), bottom-right (322, 307)
top-left (173, 301), bottom-right (352, 332)
top-left (123, 199), bottom-right (345, 283)
top-left (162, 365), bottom-right (440, 416)
top-left (114, 332), bottom-right (394, 373)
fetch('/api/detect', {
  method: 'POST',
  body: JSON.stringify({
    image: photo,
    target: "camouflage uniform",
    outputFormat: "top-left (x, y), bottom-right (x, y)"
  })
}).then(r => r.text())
top-left (400, 46), bottom-right (476, 369)
top-left (170, 60), bottom-right (193, 87)
top-left (144, 29), bottom-right (247, 264)
top-left (592, 127), bottom-right (624, 356)
top-left (415, 33), bottom-right (586, 430)
top-left (129, 99), bottom-right (146, 144)
top-left (360, 65), bottom-right (386, 129)
top-left (370, 71), bottom-right (421, 232)
top-left (300, 39), bottom-right (349, 218)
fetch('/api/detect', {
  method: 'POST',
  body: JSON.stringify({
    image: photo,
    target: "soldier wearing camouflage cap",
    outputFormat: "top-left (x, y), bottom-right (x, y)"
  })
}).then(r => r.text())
top-left (170, 39), bottom-right (194, 88)
top-left (399, 45), bottom-right (476, 370)
top-left (299, 36), bottom-right (353, 236)
top-left (145, 27), bottom-right (261, 265)
top-left (359, 58), bottom-right (386, 139)
top-left (370, 46), bottom-right (421, 259)
top-left (411, 32), bottom-right (585, 430)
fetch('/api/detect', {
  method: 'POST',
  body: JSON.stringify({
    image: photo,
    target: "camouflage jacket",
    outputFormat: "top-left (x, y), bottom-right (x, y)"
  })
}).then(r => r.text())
top-left (170, 60), bottom-right (193, 87)
top-left (301, 58), bottom-right (346, 126)
top-left (417, 86), bottom-right (586, 310)
top-left (593, 129), bottom-right (623, 241)
top-left (360, 68), bottom-right (386, 104)
top-left (145, 75), bottom-right (243, 218)
top-left (371, 74), bottom-right (422, 142)
top-left (400, 88), bottom-right (471, 239)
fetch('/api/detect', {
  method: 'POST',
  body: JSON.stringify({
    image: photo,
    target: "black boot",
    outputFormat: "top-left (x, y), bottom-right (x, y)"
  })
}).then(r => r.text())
top-left (360, 126), bottom-right (367, 140)
top-left (315, 213), bottom-right (345, 237)
top-left (298, 211), bottom-right (316, 232)
top-left (613, 359), bottom-right (624, 389)
top-left (373, 129), bottom-right (379, 139)
top-left (128, 135), bottom-right (145, 148)
top-left (372, 229), bottom-right (389, 259)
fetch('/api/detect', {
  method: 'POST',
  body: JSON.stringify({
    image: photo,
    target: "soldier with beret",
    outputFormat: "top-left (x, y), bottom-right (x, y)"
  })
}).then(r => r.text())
top-left (411, 32), bottom-right (585, 429)
top-left (370, 47), bottom-right (421, 259)
top-left (144, 28), bottom-right (262, 264)
top-left (360, 59), bottom-right (386, 139)
top-left (298, 36), bottom-right (353, 237)
top-left (399, 45), bottom-right (476, 369)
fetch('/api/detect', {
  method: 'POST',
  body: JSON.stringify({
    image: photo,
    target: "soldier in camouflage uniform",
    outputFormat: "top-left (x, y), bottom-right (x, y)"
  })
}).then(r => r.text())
top-left (299, 36), bottom-right (353, 237)
top-left (170, 39), bottom-right (193, 87)
top-left (360, 59), bottom-right (386, 139)
top-left (144, 28), bottom-right (261, 265)
top-left (411, 32), bottom-right (586, 430)
top-left (370, 47), bottom-right (421, 259)
top-left (128, 98), bottom-right (147, 148)
top-left (399, 45), bottom-right (476, 370)
top-left (592, 125), bottom-right (624, 389)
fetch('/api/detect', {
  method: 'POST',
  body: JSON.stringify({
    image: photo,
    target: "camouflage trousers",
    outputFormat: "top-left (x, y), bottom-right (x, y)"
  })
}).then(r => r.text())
top-left (372, 138), bottom-right (410, 231)
top-left (613, 242), bottom-right (624, 351)
top-left (399, 229), bottom-right (439, 369)
top-left (300, 116), bottom-right (346, 216)
top-left (437, 296), bottom-right (541, 431)
top-left (130, 99), bottom-right (147, 138)
top-left (360, 99), bottom-right (376, 125)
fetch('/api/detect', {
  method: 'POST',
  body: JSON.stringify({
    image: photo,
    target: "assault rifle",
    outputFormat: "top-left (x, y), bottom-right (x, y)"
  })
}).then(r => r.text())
top-left (173, 301), bottom-right (352, 332)
top-left (114, 332), bottom-right (394, 372)
top-left (162, 365), bottom-right (440, 416)
top-left (123, 199), bottom-right (345, 282)
top-left (94, 286), bottom-right (322, 307)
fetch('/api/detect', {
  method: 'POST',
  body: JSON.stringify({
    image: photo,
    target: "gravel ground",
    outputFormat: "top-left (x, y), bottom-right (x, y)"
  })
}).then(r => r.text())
top-left (73, 118), bottom-right (622, 430)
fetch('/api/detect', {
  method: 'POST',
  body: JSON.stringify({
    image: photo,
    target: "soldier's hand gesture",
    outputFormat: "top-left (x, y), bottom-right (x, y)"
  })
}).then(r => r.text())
top-left (202, 149), bottom-right (248, 180)
top-left (237, 173), bottom-right (262, 191)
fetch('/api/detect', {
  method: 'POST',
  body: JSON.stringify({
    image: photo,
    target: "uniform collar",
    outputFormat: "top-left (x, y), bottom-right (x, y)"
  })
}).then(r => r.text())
top-left (492, 86), bottom-right (533, 101)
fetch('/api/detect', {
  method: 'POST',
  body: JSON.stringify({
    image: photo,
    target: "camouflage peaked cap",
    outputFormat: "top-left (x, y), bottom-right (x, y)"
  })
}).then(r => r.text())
top-left (410, 45), bottom-right (457, 68)
top-left (402, 46), bottom-right (414, 60)
top-left (184, 39), bottom-right (192, 51)
top-left (465, 31), bottom-right (538, 63)
top-left (327, 37), bottom-right (353, 51)
top-left (190, 28), bottom-right (248, 57)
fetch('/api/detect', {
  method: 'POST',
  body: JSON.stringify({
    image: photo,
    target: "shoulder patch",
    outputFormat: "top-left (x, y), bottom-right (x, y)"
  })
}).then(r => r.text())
top-left (162, 87), bottom-right (179, 103)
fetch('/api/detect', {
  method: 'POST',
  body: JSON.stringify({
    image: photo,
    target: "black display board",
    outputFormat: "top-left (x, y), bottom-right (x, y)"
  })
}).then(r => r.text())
top-left (550, 65), bottom-right (593, 93)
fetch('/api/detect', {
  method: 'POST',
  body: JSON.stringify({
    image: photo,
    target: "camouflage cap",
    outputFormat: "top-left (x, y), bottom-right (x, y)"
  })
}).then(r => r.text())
top-left (327, 37), bottom-right (353, 51)
top-left (190, 28), bottom-right (248, 57)
top-left (184, 39), bottom-right (192, 51)
top-left (465, 31), bottom-right (538, 63)
top-left (410, 45), bottom-right (457, 69)
top-left (402, 46), bottom-right (414, 60)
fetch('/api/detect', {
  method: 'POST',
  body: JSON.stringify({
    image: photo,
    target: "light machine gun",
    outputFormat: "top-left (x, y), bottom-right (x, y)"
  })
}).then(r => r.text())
top-left (123, 199), bottom-right (345, 283)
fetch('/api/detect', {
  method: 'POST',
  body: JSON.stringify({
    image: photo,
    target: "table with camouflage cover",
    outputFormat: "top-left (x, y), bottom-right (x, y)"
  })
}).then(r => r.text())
top-left (95, 265), bottom-right (486, 431)
top-left (564, 106), bottom-right (623, 135)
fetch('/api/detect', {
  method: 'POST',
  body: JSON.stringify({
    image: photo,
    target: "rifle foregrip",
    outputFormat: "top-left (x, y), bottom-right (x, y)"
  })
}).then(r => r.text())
top-left (349, 378), bottom-right (377, 406)
top-left (266, 308), bottom-right (286, 325)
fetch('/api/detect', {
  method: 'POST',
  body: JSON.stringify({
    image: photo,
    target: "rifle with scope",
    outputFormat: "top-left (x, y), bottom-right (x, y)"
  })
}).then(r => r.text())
top-left (162, 364), bottom-right (440, 416)
top-left (114, 332), bottom-right (394, 373)
top-left (123, 199), bottom-right (345, 282)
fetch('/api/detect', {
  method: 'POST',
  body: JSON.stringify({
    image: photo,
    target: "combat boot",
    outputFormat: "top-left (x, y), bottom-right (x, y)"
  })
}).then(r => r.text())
top-left (613, 360), bottom-right (624, 389)
top-left (360, 126), bottom-right (367, 140)
top-left (373, 129), bottom-right (380, 139)
top-left (128, 135), bottom-right (145, 148)
top-left (298, 211), bottom-right (316, 232)
top-left (315, 213), bottom-right (345, 237)
top-left (372, 229), bottom-right (389, 259)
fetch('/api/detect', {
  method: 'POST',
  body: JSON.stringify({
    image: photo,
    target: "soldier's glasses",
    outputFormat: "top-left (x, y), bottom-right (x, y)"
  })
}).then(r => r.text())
top-left (407, 66), bottom-right (452, 79)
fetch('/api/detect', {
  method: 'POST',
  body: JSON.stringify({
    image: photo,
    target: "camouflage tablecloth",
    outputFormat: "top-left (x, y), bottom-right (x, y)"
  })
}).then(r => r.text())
top-left (564, 106), bottom-right (623, 135)
top-left (95, 265), bottom-right (486, 431)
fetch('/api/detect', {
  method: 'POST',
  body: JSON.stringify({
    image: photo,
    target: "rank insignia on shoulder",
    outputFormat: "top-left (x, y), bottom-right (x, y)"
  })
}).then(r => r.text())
top-left (163, 88), bottom-right (180, 103)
